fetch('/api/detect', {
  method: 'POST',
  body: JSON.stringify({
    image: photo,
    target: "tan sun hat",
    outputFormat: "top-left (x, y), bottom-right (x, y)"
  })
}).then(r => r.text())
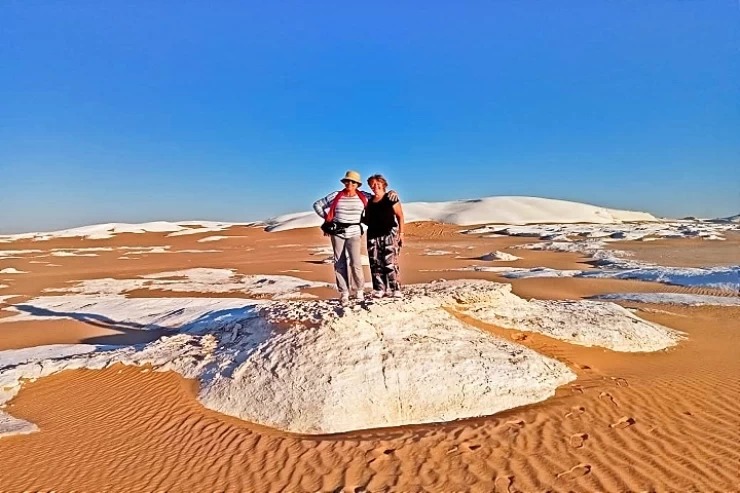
top-left (341, 170), bottom-right (362, 184)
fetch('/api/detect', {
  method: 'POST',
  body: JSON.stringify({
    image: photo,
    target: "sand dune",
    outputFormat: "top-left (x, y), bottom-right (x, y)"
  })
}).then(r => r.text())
top-left (265, 195), bottom-right (659, 232)
top-left (0, 221), bottom-right (738, 491)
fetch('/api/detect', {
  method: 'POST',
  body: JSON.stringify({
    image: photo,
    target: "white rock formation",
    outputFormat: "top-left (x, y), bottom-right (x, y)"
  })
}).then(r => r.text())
top-left (0, 279), bottom-right (685, 437)
top-left (407, 280), bottom-right (682, 352)
top-left (478, 251), bottom-right (521, 261)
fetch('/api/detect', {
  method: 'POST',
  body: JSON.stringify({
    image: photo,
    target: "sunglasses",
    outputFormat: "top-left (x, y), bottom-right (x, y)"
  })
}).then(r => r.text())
top-left (342, 180), bottom-right (360, 185)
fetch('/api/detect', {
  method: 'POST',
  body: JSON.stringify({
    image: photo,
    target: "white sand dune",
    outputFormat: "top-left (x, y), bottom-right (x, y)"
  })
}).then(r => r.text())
top-left (265, 196), bottom-right (659, 232)
top-left (0, 221), bottom-right (256, 242)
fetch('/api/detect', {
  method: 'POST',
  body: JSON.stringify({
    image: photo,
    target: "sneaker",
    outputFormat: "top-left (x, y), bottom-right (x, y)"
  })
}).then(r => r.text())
top-left (372, 290), bottom-right (385, 299)
top-left (354, 290), bottom-right (365, 301)
top-left (339, 294), bottom-right (350, 305)
top-left (392, 290), bottom-right (403, 298)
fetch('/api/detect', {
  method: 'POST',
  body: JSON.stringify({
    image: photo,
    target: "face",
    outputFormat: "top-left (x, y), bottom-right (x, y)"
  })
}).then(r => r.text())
top-left (342, 180), bottom-right (360, 191)
top-left (369, 179), bottom-right (386, 195)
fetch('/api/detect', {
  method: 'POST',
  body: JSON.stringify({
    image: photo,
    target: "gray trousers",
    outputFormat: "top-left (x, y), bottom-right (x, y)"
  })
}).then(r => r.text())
top-left (330, 235), bottom-right (364, 295)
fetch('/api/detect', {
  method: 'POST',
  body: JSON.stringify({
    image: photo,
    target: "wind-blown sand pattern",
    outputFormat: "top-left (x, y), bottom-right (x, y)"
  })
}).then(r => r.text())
top-left (0, 215), bottom-right (738, 491)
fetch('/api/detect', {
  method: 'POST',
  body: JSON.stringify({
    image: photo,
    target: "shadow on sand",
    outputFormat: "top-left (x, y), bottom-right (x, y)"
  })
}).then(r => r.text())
top-left (10, 303), bottom-right (261, 347)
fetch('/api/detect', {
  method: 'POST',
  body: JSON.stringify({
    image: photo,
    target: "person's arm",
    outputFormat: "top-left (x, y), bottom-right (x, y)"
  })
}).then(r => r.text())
top-left (313, 192), bottom-right (338, 219)
top-left (393, 201), bottom-right (405, 245)
top-left (387, 190), bottom-right (399, 201)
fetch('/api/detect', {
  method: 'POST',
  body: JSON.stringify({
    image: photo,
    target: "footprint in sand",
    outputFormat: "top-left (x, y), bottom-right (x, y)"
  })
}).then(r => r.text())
top-left (565, 406), bottom-right (585, 419)
top-left (609, 416), bottom-right (636, 429)
top-left (575, 363), bottom-right (591, 371)
top-left (599, 391), bottom-right (619, 407)
top-left (610, 377), bottom-right (629, 387)
top-left (511, 333), bottom-right (527, 342)
top-left (556, 463), bottom-right (591, 479)
top-left (505, 419), bottom-right (524, 428)
top-left (569, 433), bottom-right (589, 448)
top-left (494, 475), bottom-right (514, 493)
top-left (570, 384), bottom-right (584, 394)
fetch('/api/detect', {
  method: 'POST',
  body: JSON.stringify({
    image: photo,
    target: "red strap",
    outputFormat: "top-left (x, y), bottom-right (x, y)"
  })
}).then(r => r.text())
top-left (326, 191), bottom-right (367, 222)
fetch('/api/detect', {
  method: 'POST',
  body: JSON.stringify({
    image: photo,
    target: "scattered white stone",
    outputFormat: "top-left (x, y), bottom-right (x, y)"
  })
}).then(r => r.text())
top-left (118, 246), bottom-right (171, 251)
top-left (198, 235), bottom-right (246, 243)
top-left (43, 268), bottom-right (331, 298)
top-left (173, 249), bottom-right (222, 254)
top-left (52, 247), bottom-right (114, 253)
top-left (478, 251), bottom-right (521, 261)
top-left (124, 246), bottom-right (171, 254)
top-left (167, 227), bottom-right (227, 237)
top-left (0, 249), bottom-right (43, 259)
top-left (591, 293), bottom-right (740, 306)
top-left (50, 251), bottom-right (99, 257)
top-left (424, 249), bottom-right (453, 256)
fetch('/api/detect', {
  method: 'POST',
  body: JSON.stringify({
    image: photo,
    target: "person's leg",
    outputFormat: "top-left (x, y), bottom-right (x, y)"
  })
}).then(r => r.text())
top-left (381, 233), bottom-right (401, 293)
top-left (346, 235), bottom-right (365, 296)
top-left (367, 236), bottom-right (386, 294)
top-left (330, 235), bottom-right (350, 297)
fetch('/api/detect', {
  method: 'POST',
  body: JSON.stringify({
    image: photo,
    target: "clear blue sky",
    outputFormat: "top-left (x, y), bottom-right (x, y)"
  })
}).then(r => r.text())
top-left (1, 1), bottom-right (738, 233)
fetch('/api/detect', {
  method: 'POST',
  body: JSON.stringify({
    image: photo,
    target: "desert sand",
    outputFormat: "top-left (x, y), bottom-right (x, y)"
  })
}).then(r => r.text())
top-left (0, 219), bottom-right (739, 492)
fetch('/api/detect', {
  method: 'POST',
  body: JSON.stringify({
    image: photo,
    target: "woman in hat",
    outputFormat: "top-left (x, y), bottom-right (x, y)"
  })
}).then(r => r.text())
top-left (364, 174), bottom-right (405, 298)
top-left (313, 171), bottom-right (396, 304)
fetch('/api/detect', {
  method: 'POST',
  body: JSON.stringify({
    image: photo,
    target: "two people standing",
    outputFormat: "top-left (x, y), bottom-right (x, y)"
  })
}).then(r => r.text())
top-left (313, 171), bottom-right (405, 304)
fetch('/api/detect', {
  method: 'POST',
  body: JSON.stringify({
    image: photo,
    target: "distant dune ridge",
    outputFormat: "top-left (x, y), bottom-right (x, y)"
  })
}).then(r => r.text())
top-left (713, 213), bottom-right (740, 223)
top-left (265, 196), bottom-right (659, 232)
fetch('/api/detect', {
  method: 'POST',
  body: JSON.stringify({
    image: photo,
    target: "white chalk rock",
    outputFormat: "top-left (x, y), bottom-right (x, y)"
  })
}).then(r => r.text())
top-left (478, 251), bottom-right (521, 261)
top-left (199, 296), bottom-right (575, 434)
top-left (408, 280), bottom-right (682, 352)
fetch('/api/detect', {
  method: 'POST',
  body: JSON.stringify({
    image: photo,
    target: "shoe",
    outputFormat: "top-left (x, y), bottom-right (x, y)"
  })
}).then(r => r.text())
top-left (339, 294), bottom-right (350, 305)
top-left (392, 290), bottom-right (403, 298)
top-left (372, 290), bottom-right (385, 299)
top-left (354, 291), bottom-right (365, 301)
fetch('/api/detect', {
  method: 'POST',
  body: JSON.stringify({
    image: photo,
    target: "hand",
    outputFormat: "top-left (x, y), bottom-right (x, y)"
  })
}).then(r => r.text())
top-left (387, 190), bottom-right (399, 202)
top-left (397, 232), bottom-right (404, 248)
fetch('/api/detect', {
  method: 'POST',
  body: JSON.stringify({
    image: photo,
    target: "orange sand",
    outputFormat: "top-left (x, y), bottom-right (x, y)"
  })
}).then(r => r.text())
top-left (0, 223), bottom-right (739, 491)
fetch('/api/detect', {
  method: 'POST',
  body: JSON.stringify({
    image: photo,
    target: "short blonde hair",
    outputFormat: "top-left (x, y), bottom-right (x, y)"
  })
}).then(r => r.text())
top-left (367, 174), bottom-right (388, 189)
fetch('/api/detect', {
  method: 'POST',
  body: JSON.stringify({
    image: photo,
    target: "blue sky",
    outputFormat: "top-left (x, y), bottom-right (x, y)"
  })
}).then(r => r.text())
top-left (1, 1), bottom-right (738, 233)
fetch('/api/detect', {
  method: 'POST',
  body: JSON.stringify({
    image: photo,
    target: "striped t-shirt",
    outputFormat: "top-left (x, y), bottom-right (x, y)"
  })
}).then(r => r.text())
top-left (313, 191), bottom-right (372, 238)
